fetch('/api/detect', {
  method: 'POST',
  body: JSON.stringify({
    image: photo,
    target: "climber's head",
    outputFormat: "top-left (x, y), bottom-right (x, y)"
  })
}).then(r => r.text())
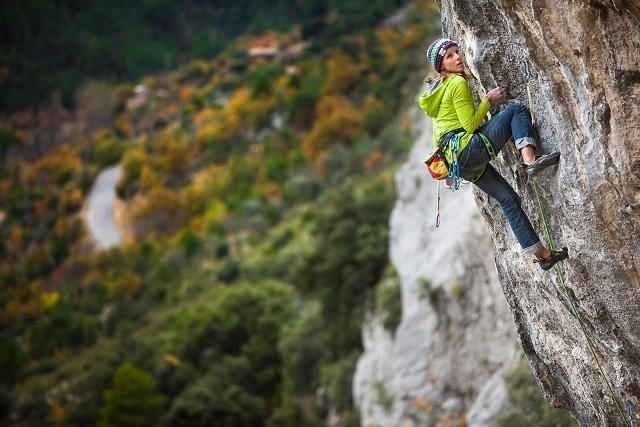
top-left (426, 38), bottom-right (463, 74)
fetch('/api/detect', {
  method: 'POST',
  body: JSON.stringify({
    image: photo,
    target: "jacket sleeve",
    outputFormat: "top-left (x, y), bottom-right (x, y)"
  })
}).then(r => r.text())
top-left (450, 77), bottom-right (491, 133)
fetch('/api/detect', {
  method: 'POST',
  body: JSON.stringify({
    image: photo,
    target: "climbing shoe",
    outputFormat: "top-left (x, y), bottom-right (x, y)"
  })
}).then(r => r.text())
top-left (534, 247), bottom-right (569, 271)
top-left (524, 152), bottom-right (561, 177)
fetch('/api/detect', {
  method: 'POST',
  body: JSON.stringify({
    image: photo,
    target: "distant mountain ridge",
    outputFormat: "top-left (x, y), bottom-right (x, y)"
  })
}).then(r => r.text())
top-left (0, 0), bottom-right (407, 112)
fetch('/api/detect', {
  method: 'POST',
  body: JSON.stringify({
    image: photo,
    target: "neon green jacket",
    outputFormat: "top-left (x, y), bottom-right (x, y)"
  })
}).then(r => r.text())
top-left (419, 74), bottom-right (491, 161)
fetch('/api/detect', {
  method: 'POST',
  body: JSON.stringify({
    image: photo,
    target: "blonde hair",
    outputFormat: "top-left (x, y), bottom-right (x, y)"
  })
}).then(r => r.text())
top-left (423, 70), bottom-right (473, 84)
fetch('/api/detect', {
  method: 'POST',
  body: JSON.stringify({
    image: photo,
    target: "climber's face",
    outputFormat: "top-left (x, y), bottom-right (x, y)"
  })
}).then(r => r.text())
top-left (441, 46), bottom-right (465, 73)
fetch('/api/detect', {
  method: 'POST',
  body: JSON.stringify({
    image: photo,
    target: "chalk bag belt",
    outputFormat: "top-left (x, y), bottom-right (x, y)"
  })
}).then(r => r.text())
top-left (438, 127), bottom-right (465, 149)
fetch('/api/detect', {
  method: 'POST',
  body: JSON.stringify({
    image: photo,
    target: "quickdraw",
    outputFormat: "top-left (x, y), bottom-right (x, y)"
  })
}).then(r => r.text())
top-left (448, 132), bottom-right (462, 190)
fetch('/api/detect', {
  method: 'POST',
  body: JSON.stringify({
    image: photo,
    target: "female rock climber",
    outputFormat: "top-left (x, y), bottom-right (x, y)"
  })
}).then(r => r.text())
top-left (420, 38), bottom-right (568, 270)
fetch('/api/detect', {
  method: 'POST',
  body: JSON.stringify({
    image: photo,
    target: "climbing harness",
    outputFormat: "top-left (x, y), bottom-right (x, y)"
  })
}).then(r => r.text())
top-left (431, 118), bottom-right (498, 226)
top-left (442, 129), bottom-right (497, 190)
top-left (448, 132), bottom-right (462, 190)
top-left (525, 75), bottom-right (632, 427)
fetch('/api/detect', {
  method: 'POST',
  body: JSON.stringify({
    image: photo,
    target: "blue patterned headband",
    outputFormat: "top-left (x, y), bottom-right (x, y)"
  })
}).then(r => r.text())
top-left (426, 38), bottom-right (458, 73)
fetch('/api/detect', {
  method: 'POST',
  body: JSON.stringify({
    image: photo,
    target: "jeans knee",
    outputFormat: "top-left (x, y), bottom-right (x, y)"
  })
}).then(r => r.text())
top-left (498, 191), bottom-right (521, 212)
top-left (508, 102), bottom-right (528, 115)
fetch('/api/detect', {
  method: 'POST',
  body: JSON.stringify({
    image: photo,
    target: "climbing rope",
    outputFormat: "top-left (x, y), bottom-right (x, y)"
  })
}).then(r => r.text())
top-left (525, 77), bottom-right (632, 426)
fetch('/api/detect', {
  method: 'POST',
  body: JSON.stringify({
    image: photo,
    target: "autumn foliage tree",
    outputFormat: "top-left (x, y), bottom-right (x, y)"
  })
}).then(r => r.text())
top-left (322, 54), bottom-right (361, 95)
top-left (302, 94), bottom-right (363, 168)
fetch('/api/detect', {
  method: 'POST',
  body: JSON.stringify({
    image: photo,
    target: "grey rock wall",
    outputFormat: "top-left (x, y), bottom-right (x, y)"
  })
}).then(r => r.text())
top-left (437, 1), bottom-right (640, 425)
top-left (353, 109), bottom-right (520, 427)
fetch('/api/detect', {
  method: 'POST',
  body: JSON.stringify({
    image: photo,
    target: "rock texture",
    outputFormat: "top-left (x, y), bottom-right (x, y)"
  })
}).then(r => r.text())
top-left (436, 1), bottom-right (640, 425)
top-left (353, 109), bottom-right (521, 427)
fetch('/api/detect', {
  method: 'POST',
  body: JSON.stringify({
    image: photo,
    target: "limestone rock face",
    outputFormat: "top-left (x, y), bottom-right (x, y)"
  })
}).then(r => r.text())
top-left (353, 109), bottom-right (520, 427)
top-left (437, 0), bottom-right (640, 425)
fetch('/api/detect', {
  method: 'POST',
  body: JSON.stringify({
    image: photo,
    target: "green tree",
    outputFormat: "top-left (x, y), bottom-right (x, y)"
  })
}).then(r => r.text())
top-left (376, 267), bottom-right (403, 335)
top-left (166, 371), bottom-right (265, 427)
top-left (99, 362), bottom-right (167, 427)
top-left (292, 179), bottom-right (395, 356)
top-left (180, 280), bottom-right (297, 397)
top-left (320, 351), bottom-right (360, 410)
top-left (279, 301), bottom-right (329, 394)
top-left (177, 228), bottom-right (203, 257)
top-left (0, 336), bottom-right (27, 384)
top-left (266, 402), bottom-right (322, 427)
top-left (28, 300), bottom-right (99, 357)
top-left (497, 363), bottom-right (578, 427)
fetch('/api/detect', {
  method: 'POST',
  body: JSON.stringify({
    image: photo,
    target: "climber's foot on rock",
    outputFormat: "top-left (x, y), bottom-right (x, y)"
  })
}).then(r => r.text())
top-left (524, 152), bottom-right (561, 177)
top-left (534, 246), bottom-right (568, 271)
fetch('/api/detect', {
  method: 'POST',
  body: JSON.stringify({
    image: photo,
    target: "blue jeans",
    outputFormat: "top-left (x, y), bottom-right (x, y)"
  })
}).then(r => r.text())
top-left (458, 103), bottom-right (536, 173)
top-left (458, 103), bottom-right (543, 255)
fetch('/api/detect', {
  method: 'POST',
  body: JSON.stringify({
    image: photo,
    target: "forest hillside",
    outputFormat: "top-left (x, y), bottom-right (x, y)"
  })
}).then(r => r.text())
top-left (1, 1), bottom-right (439, 426)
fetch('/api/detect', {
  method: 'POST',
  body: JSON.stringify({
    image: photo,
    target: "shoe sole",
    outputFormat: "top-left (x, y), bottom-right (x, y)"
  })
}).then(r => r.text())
top-left (526, 153), bottom-right (561, 177)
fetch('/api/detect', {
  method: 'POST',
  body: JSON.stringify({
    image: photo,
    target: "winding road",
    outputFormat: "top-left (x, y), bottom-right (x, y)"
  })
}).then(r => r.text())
top-left (86, 165), bottom-right (123, 248)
